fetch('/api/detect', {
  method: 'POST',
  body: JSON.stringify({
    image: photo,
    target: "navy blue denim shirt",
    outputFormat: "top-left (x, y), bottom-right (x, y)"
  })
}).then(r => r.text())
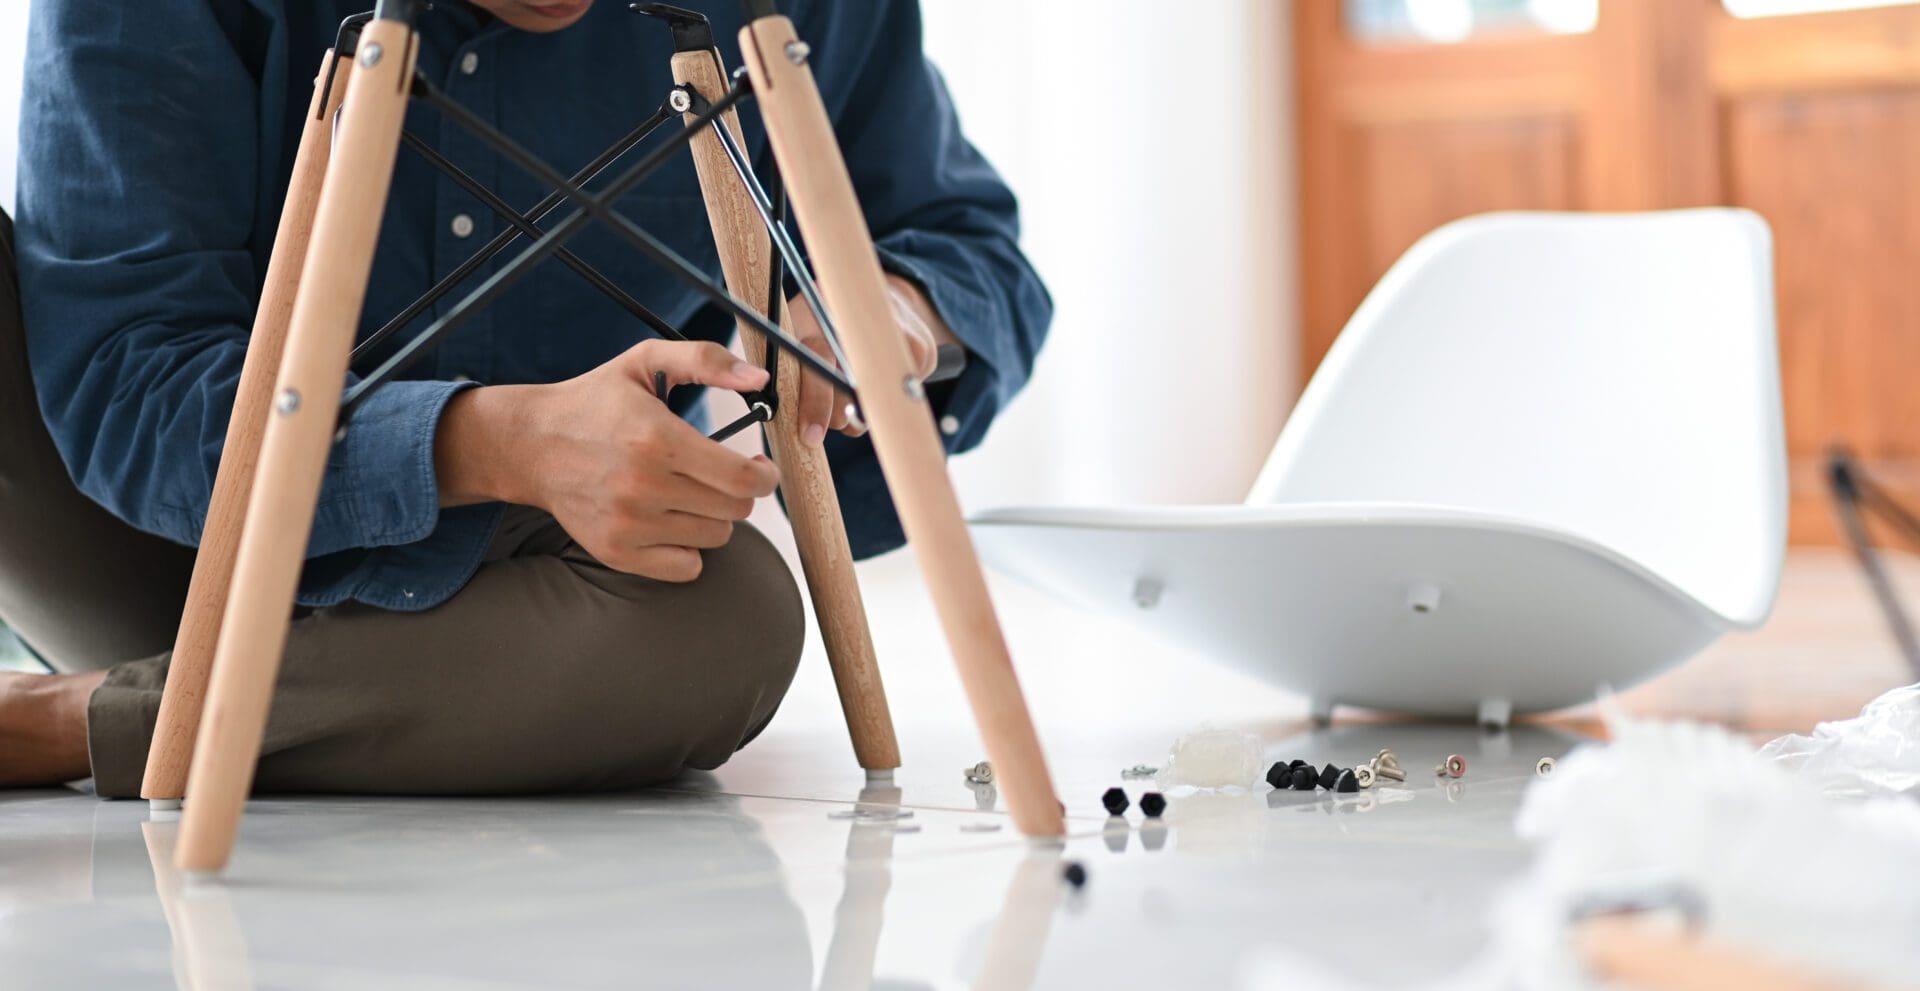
top-left (17, 1), bottom-right (1050, 611)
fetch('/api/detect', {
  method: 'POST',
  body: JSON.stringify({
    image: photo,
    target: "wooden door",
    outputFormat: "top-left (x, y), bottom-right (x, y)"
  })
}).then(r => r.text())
top-left (1297, 0), bottom-right (1920, 543)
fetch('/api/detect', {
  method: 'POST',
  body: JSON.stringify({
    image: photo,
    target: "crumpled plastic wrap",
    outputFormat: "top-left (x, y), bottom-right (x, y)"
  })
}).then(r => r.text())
top-left (1239, 708), bottom-right (1920, 991)
top-left (1157, 726), bottom-right (1264, 791)
top-left (1757, 680), bottom-right (1920, 799)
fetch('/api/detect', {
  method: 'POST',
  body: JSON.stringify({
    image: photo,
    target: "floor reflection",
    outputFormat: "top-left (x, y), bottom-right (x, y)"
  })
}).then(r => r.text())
top-left (142, 816), bottom-right (255, 991)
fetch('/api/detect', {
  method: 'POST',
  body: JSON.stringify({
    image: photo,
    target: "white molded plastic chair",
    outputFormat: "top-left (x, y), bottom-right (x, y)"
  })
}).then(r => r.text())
top-left (970, 209), bottom-right (1786, 725)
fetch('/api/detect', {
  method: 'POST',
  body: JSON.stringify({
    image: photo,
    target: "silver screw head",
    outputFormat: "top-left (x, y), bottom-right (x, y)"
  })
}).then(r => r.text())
top-left (1354, 765), bottom-right (1375, 789)
top-left (669, 88), bottom-right (692, 113)
top-left (784, 40), bottom-right (811, 65)
top-left (275, 389), bottom-right (301, 415)
top-left (1435, 754), bottom-right (1467, 779)
top-left (1536, 757), bottom-right (1556, 776)
top-left (963, 760), bottom-right (993, 785)
top-left (358, 42), bottom-right (383, 67)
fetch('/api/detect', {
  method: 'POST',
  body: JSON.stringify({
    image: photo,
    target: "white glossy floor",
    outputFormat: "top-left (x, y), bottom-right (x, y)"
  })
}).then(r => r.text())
top-left (2, 546), bottom-right (1912, 990)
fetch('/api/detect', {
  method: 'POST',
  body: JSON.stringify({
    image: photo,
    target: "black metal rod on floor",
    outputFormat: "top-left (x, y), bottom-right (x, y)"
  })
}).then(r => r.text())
top-left (350, 99), bottom-right (678, 365)
top-left (399, 129), bottom-right (683, 342)
top-left (1830, 451), bottom-right (1920, 678)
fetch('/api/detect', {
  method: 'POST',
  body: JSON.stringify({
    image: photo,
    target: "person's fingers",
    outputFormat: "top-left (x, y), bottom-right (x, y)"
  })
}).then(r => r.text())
top-left (650, 512), bottom-right (735, 550)
top-left (890, 292), bottom-right (938, 379)
top-left (651, 473), bottom-right (757, 523)
top-left (621, 339), bottom-right (769, 394)
top-left (654, 425), bottom-right (780, 499)
top-left (619, 544), bottom-right (704, 583)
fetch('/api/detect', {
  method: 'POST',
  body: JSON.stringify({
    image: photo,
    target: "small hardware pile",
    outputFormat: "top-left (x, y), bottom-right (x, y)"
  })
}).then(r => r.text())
top-left (1265, 749), bottom-right (1408, 793)
top-left (1100, 786), bottom-right (1167, 818)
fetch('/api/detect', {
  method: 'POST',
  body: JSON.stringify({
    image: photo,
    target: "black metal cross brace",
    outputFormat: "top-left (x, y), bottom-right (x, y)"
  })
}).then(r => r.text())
top-left (337, 64), bottom-right (852, 439)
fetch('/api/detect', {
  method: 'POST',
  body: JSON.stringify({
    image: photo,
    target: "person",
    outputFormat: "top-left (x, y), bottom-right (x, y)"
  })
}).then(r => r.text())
top-left (0, 0), bottom-right (1050, 794)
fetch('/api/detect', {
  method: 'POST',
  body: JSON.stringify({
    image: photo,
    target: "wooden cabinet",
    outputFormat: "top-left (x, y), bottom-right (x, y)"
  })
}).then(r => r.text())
top-left (1297, 0), bottom-right (1920, 543)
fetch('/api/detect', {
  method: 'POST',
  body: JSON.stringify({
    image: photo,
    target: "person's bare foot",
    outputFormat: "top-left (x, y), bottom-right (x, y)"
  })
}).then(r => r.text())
top-left (0, 670), bottom-right (104, 788)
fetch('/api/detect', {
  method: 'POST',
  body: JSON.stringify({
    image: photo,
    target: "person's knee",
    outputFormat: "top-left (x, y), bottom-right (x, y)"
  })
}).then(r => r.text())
top-left (583, 522), bottom-right (804, 773)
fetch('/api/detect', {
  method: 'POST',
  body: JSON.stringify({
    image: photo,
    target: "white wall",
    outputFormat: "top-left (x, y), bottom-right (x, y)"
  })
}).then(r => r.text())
top-left (924, 0), bottom-right (1297, 510)
top-left (0, 0), bottom-right (1298, 509)
top-left (0, 1), bottom-right (27, 216)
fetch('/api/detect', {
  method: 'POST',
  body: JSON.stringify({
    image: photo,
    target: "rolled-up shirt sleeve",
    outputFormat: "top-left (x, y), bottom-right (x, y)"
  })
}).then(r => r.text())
top-left (16, 0), bottom-right (454, 568)
top-left (800, 0), bottom-right (1054, 560)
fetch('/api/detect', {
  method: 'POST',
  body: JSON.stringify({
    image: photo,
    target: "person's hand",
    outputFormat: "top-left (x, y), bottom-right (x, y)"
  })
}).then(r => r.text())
top-left (435, 340), bottom-right (780, 582)
top-left (786, 273), bottom-right (955, 445)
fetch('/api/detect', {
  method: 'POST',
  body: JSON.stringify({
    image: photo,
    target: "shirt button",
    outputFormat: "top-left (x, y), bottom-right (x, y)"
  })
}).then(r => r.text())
top-left (460, 52), bottom-right (480, 76)
top-left (450, 213), bottom-right (475, 238)
top-left (939, 414), bottom-right (960, 436)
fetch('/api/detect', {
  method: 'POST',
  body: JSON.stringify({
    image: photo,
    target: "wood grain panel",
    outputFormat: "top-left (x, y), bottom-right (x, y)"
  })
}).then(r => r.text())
top-left (1302, 115), bottom-right (1579, 369)
top-left (1724, 88), bottom-right (1920, 541)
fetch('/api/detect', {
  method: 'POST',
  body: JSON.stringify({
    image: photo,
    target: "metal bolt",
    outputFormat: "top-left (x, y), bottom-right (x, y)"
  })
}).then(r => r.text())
top-left (963, 760), bottom-right (993, 785)
top-left (785, 40), bottom-right (811, 65)
top-left (275, 389), bottom-right (301, 415)
top-left (1536, 757), bottom-right (1556, 776)
top-left (1435, 754), bottom-right (1467, 779)
top-left (358, 42), bottom-right (383, 67)
top-left (1354, 765), bottom-right (1375, 789)
top-left (669, 88), bottom-right (692, 114)
top-left (1121, 764), bottom-right (1158, 779)
top-left (1367, 750), bottom-right (1407, 782)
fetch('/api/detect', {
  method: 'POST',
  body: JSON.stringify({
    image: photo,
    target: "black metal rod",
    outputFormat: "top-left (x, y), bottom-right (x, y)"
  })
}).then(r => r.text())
top-left (342, 82), bottom-right (757, 417)
top-left (1830, 451), bottom-right (1920, 678)
top-left (414, 75), bottom-right (853, 395)
top-left (707, 400), bottom-right (773, 443)
top-left (351, 98), bottom-right (677, 365)
top-left (706, 110), bottom-right (850, 376)
top-left (399, 129), bottom-right (684, 342)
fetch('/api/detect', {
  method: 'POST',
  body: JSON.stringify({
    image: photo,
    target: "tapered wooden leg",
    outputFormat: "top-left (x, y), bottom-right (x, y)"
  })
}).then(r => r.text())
top-left (739, 17), bottom-right (1064, 836)
top-left (175, 20), bottom-right (417, 873)
top-left (670, 48), bottom-right (902, 772)
top-left (141, 50), bottom-right (353, 808)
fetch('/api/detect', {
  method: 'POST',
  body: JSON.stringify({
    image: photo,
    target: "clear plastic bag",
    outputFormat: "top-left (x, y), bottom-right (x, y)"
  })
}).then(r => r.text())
top-left (1156, 726), bottom-right (1264, 791)
top-left (1757, 681), bottom-right (1920, 799)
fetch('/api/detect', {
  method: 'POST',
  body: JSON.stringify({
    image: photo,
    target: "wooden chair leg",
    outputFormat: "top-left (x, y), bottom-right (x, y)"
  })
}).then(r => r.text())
top-left (175, 20), bottom-right (417, 874)
top-left (739, 16), bottom-right (1064, 837)
top-left (670, 48), bottom-right (902, 774)
top-left (141, 49), bottom-right (354, 809)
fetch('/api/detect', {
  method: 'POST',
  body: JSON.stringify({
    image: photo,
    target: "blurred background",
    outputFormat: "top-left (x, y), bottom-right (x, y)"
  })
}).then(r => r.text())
top-left (2, 0), bottom-right (1916, 546)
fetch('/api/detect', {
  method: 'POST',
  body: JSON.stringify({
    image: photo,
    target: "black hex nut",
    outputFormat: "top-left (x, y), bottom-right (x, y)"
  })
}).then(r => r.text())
top-left (1335, 768), bottom-right (1360, 793)
top-left (1290, 766), bottom-right (1316, 791)
top-left (1265, 761), bottom-right (1292, 790)
top-left (1287, 758), bottom-right (1310, 771)
top-left (1062, 861), bottom-right (1088, 889)
top-left (1139, 792), bottom-right (1167, 818)
top-left (1317, 763), bottom-right (1340, 790)
top-left (1101, 787), bottom-right (1130, 816)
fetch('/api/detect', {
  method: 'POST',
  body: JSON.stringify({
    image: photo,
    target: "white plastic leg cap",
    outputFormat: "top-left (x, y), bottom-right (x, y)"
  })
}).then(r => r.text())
top-left (1478, 697), bottom-right (1513, 731)
top-left (149, 798), bottom-right (183, 813)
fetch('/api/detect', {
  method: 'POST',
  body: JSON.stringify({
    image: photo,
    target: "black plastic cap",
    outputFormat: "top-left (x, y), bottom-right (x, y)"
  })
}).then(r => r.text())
top-left (1317, 763), bottom-right (1340, 790)
top-left (1139, 792), bottom-right (1167, 818)
top-left (1101, 787), bottom-right (1130, 817)
top-left (1265, 762), bottom-right (1291, 790)
top-left (1290, 766), bottom-right (1316, 791)
top-left (1335, 769), bottom-right (1360, 793)
top-left (1062, 862), bottom-right (1088, 889)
